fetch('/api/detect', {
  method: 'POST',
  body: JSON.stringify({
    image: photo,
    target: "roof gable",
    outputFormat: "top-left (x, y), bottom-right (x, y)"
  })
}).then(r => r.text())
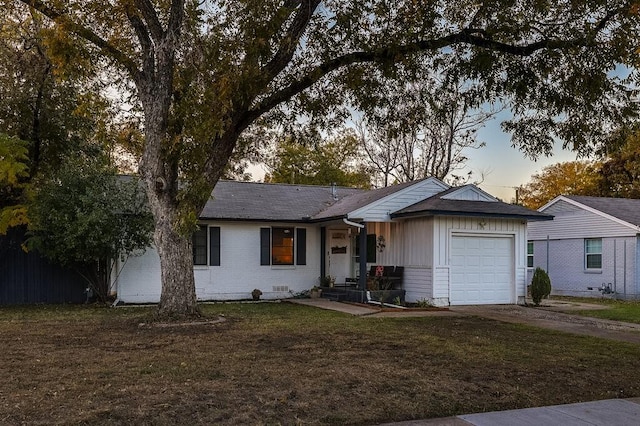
top-left (540, 195), bottom-right (640, 230)
top-left (344, 177), bottom-right (450, 221)
top-left (440, 185), bottom-right (497, 202)
top-left (392, 185), bottom-right (552, 221)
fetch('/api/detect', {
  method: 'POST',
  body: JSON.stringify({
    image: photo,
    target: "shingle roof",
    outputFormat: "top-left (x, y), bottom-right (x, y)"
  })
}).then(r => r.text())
top-left (199, 181), bottom-right (364, 221)
top-left (198, 179), bottom-right (550, 223)
top-left (392, 189), bottom-right (552, 221)
top-left (564, 195), bottom-right (640, 227)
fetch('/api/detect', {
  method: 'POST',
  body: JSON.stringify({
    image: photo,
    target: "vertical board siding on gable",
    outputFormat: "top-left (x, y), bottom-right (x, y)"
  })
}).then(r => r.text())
top-left (531, 236), bottom-right (638, 297)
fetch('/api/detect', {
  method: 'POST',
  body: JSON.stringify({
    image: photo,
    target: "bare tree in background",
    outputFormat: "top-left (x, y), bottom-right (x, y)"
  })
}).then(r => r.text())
top-left (358, 79), bottom-right (500, 187)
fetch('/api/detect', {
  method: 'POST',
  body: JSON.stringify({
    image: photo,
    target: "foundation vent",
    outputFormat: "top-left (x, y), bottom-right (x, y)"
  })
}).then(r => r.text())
top-left (272, 286), bottom-right (289, 292)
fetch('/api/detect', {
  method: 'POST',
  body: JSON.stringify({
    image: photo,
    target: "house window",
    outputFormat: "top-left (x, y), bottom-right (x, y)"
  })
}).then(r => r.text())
top-left (260, 227), bottom-right (306, 266)
top-left (192, 225), bottom-right (221, 266)
top-left (272, 227), bottom-right (294, 265)
top-left (585, 238), bottom-right (602, 270)
top-left (527, 241), bottom-right (534, 268)
top-left (192, 225), bottom-right (208, 266)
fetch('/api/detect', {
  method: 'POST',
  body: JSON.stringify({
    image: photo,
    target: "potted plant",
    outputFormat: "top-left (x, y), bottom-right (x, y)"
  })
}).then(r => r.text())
top-left (251, 288), bottom-right (262, 301)
top-left (310, 286), bottom-right (322, 298)
top-left (319, 275), bottom-right (334, 288)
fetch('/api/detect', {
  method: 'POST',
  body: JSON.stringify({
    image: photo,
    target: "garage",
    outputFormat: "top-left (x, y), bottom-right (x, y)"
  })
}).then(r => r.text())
top-left (450, 235), bottom-right (514, 305)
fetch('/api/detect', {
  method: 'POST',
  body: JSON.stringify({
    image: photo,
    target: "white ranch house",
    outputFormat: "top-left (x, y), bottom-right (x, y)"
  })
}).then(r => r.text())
top-left (528, 195), bottom-right (640, 299)
top-left (113, 178), bottom-right (550, 306)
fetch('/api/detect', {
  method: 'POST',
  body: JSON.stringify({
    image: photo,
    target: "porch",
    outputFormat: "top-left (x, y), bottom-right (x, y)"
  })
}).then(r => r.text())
top-left (320, 285), bottom-right (406, 304)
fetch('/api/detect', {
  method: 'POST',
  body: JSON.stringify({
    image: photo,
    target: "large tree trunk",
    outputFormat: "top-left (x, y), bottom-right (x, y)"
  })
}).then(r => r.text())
top-left (153, 209), bottom-right (199, 318)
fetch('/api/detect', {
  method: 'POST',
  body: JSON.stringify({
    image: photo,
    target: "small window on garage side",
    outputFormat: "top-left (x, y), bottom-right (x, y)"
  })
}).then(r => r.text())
top-left (527, 241), bottom-right (534, 268)
top-left (585, 238), bottom-right (602, 270)
top-left (192, 225), bottom-right (208, 266)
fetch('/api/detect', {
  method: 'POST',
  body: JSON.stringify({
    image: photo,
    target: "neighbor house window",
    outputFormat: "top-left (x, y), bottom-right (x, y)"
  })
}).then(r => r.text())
top-left (585, 238), bottom-right (602, 270)
top-left (260, 227), bottom-right (306, 266)
top-left (192, 225), bottom-right (221, 266)
top-left (527, 241), bottom-right (534, 268)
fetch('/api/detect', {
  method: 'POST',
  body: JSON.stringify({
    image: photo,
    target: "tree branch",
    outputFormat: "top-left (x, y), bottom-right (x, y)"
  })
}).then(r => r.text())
top-left (261, 0), bottom-right (321, 83)
top-left (18, 0), bottom-right (142, 82)
top-left (134, 0), bottom-right (164, 43)
top-left (246, 14), bottom-right (621, 128)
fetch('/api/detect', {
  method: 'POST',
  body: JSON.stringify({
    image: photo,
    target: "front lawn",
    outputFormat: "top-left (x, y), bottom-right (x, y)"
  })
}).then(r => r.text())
top-left (552, 296), bottom-right (640, 324)
top-left (2, 302), bottom-right (640, 425)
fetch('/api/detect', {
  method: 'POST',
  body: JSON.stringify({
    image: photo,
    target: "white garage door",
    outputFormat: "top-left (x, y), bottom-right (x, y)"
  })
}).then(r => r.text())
top-left (450, 235), bottom-right (514, 305)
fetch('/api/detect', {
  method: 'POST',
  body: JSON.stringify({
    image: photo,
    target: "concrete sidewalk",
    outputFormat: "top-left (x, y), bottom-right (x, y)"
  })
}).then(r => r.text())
top-left (383, 398), bottom-right (640, 425)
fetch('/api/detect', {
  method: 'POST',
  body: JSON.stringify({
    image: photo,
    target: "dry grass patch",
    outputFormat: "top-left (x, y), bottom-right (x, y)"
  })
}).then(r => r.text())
top-left (1, 302), bottom-right (640, 425)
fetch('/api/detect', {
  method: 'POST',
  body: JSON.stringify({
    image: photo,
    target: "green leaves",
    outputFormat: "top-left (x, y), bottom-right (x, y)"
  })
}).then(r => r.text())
top-left (265, 128), bottom-right (372, 188)
top-left (0, 134), bottom-right (29, 187)
top-left (0, 134), bottom-right (30, 234)
top-left (27, 160), bottom-right (153, 268)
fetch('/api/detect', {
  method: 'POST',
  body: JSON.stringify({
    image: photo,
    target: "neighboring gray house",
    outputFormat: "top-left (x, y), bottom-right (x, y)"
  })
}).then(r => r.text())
top-left (527, 195), bottom-right (640, 298)
top-left (113, 177), bottom-right (550, 306)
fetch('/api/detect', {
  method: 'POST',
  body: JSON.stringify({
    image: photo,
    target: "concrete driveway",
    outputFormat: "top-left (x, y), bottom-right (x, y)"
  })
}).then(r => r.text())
top-left (448, 301), bottom-right (640, 344)
top-left (291, 298), bottom-right (640, 343)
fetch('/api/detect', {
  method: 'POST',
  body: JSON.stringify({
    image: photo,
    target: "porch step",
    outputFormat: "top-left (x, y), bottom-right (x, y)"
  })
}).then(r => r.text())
top-left (321, 291), bottom-right (347, 302)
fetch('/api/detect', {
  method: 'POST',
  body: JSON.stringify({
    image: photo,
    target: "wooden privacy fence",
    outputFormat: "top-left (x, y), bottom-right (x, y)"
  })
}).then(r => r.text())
top-left (0, 228), bottom-right (87, 305)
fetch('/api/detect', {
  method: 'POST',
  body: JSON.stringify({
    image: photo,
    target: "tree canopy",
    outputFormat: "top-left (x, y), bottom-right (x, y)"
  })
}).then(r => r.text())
top-left (27, 157), bottom-right (153, 301)
top-left (597, 127), bottom-right (640, 198)
top-left (10, 0), bottom-right (640, 317)
top-left (517, 161), bottom-right (602, 209)
top-left (264, 129), bottom-right (371, 188)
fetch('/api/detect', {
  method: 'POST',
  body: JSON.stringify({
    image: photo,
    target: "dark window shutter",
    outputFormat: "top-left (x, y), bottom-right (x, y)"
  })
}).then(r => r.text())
top-left (209, 227), bottom-right (220, 266)
top-left (367, 234), bottom-right (376, 263)
top-left (296, 228), bottom-right (306, 265)
top-left (260, 228), bottom-right (271, 265)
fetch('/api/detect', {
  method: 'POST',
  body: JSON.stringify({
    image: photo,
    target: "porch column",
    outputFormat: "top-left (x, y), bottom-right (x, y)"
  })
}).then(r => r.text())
top-left (358, 222), bottom-right (368, 293)
top-left (320, 226), bottom-right (326, 279)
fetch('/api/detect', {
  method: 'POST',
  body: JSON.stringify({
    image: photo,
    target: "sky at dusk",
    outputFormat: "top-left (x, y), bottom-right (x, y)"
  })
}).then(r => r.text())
top-left (469, 111), bottom-right (579, 202)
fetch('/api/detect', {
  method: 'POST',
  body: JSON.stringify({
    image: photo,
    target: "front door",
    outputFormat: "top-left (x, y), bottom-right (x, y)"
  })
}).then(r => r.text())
top-left (328, 229), bottom-right (351, 284)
